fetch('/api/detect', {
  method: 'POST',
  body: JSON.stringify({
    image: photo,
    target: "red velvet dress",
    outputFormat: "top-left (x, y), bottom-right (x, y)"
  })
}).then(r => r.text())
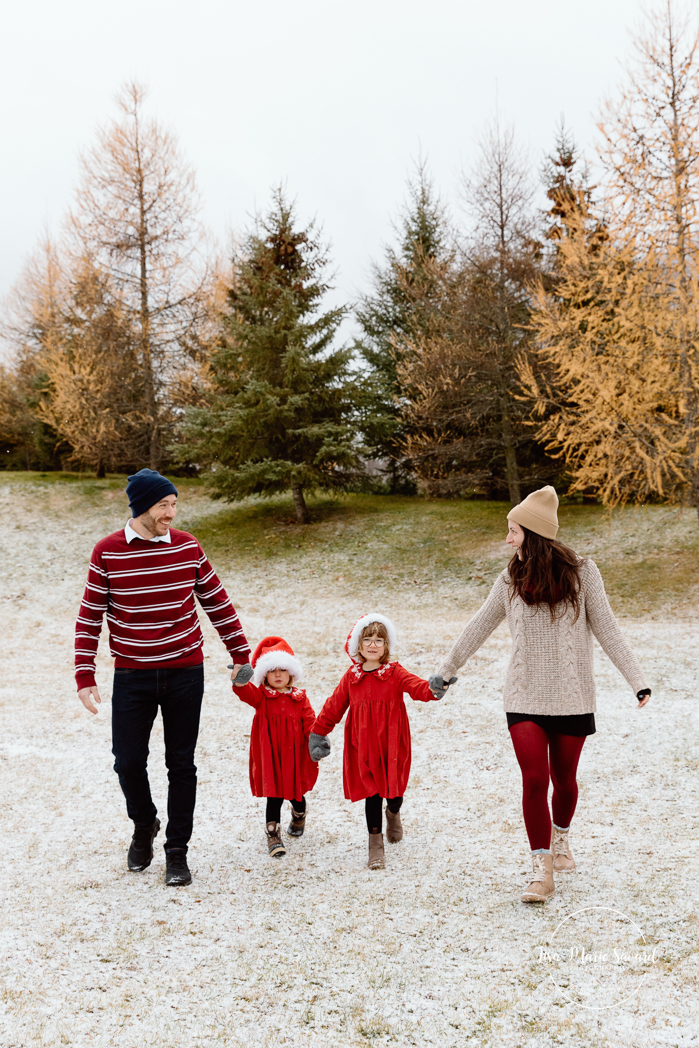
top-left (311, 662), bottom-right (439, 802)
top-left (234, 683), bottom-right (319, 799)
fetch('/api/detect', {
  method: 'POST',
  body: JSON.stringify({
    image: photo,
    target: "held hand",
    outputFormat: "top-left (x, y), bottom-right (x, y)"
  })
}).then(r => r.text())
top-left (228, 663), bottom-right (254, 686)
top-left (308, 733), bottom-right (331, 761)
top-left (428, 675), bottom-right (457, 699)
top-left (78, 686), bottom-right (101, 715)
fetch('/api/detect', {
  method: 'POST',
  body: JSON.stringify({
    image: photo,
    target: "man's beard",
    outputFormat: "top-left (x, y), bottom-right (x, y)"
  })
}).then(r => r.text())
top-left (141, 511), bottom-right (169, 536)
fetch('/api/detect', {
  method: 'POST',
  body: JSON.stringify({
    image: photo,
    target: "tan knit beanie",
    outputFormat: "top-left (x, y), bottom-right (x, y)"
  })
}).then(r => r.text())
top-left (507, 485), bottom-right (559, 540)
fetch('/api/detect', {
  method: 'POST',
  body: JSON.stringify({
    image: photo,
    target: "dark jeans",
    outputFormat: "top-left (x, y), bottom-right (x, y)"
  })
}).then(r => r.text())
top-left (111, 664), bottom-right (204, 852)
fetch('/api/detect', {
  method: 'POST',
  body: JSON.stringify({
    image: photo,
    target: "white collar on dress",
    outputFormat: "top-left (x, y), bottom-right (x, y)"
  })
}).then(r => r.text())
top-left (124, 520), bottom-right (172, 544)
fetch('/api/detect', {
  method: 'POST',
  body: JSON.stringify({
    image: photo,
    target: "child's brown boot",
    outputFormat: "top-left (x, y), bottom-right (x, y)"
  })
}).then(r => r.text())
top-left (287, 806), bottom-right (307, 838)
top-left (368, 831), bottom-right (385, 870)
top-left (551, 825), bottom-right (575, 872)
top-left (521, 852), bottom-right (555, 903)
top-left (385, 808), bottom-right (403, 843)
top-left (266, 822), bottom-right (286, 859)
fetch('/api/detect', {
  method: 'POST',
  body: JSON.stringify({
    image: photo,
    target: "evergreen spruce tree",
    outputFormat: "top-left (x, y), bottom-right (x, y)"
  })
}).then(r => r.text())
top-left (356, 163), bottom-right (452, 490)
top-left (397, 123), bottom-right (559, 503)
top-left (178, 191), bottom-right (363, 523)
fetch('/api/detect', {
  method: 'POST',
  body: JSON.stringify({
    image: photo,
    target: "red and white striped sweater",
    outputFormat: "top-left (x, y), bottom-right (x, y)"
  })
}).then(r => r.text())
top-left (75, 526), bottom-right (250, 690)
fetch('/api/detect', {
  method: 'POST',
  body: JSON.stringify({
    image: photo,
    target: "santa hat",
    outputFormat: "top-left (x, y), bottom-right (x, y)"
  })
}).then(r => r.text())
top-left (345, 613), bottom-right (397, 662)
top-left (251, 636), bottom-right (303, 687)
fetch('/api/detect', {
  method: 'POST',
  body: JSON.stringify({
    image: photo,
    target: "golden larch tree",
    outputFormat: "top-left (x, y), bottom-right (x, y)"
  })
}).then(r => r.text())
top-left (70, 81), bottom-right (210, 469)
top-left (530, 2), bottom-right (699, 518)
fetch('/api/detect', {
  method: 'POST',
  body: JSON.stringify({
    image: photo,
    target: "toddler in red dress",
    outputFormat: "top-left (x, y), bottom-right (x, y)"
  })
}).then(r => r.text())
top-left (308, 614), bottom-right (441, 869)
top-left (231, 636), bottom-right (318, 859)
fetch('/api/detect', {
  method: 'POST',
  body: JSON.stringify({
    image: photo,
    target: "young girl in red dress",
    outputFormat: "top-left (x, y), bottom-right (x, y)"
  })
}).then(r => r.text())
top-left (308, 613), bottom-right (442, 870)
top-left (231, 636), bottom-right (318, 859)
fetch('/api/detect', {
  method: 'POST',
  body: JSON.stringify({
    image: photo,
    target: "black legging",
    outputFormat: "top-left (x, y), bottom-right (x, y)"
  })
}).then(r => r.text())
top-left (365, 794), bottom-right (403, 833)
top-left (265, 796), bottom-right (306, 824)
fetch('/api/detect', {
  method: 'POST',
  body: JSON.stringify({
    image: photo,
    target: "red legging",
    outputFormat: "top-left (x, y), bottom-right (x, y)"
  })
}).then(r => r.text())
top-left (509, 721), bottom-right (586, 851)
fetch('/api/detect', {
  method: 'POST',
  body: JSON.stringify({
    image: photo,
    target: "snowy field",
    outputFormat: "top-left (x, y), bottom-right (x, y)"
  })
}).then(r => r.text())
top-left (1, 479), bottom-right (698, 1047)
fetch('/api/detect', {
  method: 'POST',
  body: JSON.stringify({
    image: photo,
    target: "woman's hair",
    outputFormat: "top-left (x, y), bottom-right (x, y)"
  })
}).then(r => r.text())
top-left (356, 622), bottom-right (391, 664)
top-left (508, 526), bottom-right (583, 621)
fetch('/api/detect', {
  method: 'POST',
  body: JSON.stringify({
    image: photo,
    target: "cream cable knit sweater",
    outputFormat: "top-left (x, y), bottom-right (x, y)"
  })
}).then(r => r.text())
top-left (438, 560), bottom-right (648, 715)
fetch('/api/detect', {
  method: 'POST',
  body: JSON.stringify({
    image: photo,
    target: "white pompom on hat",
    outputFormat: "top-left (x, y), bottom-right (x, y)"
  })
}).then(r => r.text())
top-left (251, 636), bottom-right (303, 687)
top-left (345, 613), bottom-right (397, 662)
top-left (507, 485), bottom-right (560, 540)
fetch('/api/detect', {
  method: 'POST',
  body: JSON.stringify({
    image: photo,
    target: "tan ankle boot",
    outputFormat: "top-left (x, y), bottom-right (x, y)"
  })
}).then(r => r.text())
top-left (385, 808), bottom-right (403, 843)
top-left (521, 852), bottom-right (555, 903)
top-left (368, 832), bottom-right (385, 869)
top-left (551, 825), bottom-right (575, 873)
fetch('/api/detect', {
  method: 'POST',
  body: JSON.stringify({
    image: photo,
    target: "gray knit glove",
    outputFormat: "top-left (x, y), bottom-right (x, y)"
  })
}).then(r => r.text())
top-left (308, 733), bottom-right (331, 761)
top-left (228, 662), bottom-right (254, 685)
top-left (428, 675), bottom-right (457, 699)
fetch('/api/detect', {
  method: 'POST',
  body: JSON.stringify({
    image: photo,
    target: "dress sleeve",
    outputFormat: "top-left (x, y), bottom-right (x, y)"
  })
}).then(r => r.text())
top-left (311, 673), bottom-right (351, 736)
top-left (232, 681), bottom-right (263, 710)
top-left (396, 665), bottom-right (441, 703)
top-left (438, 574), bottom-right (508, 679)
top-left (583, 561), bottom-right (649, 695)
top-left (300, 695), bottom-right (317, 739)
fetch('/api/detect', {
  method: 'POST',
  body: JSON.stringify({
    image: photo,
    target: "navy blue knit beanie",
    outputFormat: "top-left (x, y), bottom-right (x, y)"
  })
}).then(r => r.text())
top-left (126, 469), bottom-right (179, 519)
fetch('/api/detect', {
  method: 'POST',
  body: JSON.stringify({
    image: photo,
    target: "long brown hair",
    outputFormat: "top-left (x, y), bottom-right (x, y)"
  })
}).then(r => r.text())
top-left (508, 527), bottom-right (583, 621)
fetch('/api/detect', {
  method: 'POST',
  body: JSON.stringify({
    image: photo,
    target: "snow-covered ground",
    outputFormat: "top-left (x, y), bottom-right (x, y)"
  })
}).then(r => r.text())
top-left (1, 480), bottom-right (698, 1047)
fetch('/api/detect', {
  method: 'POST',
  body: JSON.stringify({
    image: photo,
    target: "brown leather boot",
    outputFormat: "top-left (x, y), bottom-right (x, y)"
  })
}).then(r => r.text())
top-left (287, 806), bottom-right (307, 838)
top-left (551, 825), bottom-right (575, 872)
top-left (521, 853), bottom-right (555, 903)
top-left (368, 831), bottom-right (385, 870)
top-left (385, 808), bottom-right (403, 843)
top-left (266, 822), bottom-right (286, 859)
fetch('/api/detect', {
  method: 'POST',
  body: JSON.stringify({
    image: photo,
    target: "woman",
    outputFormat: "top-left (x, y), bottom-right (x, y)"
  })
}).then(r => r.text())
top-left (430, 486), bottom-right (650, 903)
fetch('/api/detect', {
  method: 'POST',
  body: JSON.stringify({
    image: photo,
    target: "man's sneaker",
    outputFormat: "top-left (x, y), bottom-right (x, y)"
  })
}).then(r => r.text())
top-left (165, 848), bottom-right (192, 886)
top-left (127, 818), bottom-right (161, 872)
top-left (266, 822), bottom-right (286, 858)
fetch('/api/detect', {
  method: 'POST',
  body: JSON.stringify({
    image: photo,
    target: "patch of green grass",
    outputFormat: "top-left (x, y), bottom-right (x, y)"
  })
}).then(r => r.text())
top-left (179, 494), bottom-right (699, 613)
top-left (0, 470), bottom-right (130, 486)
top-left (561, 504), bottom-right (699, 614)
top-left (179, 492), bottom-right (509, 581)
top-left (2, 473), bottom-right (698, 613)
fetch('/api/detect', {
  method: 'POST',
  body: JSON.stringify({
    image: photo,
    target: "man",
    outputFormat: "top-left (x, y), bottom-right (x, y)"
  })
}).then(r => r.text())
top-left (75, 468), bottom-right (253, 885)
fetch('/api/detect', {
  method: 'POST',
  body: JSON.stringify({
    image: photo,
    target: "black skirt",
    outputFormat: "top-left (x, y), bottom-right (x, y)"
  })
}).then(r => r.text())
top-left (506, 712), bottom-right (596, 737)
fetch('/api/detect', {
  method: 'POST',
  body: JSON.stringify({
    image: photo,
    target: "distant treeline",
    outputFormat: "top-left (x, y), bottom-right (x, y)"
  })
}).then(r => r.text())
top-left (2, 4), bottom-right (699, 523)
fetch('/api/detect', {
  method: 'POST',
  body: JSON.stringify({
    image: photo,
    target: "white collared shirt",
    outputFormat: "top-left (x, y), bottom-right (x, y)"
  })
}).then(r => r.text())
top-left (124, 520), bottom-right (172, 544)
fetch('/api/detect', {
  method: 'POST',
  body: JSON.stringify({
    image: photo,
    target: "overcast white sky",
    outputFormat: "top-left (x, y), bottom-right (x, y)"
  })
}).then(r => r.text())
top-left (2, 0), bottom-right (648, 333)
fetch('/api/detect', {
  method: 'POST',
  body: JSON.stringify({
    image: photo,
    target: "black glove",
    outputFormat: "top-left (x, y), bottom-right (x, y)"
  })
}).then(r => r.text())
top-left (228, 663), bottom-right (254, 685)
top-left (428, 675), bottom-right (457, 699)
top-left (308, 733), bottom-right (331, 761)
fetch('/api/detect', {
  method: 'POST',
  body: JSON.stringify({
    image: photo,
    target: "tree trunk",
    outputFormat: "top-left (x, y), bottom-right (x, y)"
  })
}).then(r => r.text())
top-left (691, 459), bottom-right (699, 526)
top-left (390, 457), bottom-right (398, 495)
top-left (96, 460), bottom-right (106, 478)
top-left (292, 484), bottom-right (310, 524)
top-left (135, 124), bottom-right (158, 471)
top-left (499, 395), bottom-right (521, 505)
top-left (149, 424), bottom-right (160, 472)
